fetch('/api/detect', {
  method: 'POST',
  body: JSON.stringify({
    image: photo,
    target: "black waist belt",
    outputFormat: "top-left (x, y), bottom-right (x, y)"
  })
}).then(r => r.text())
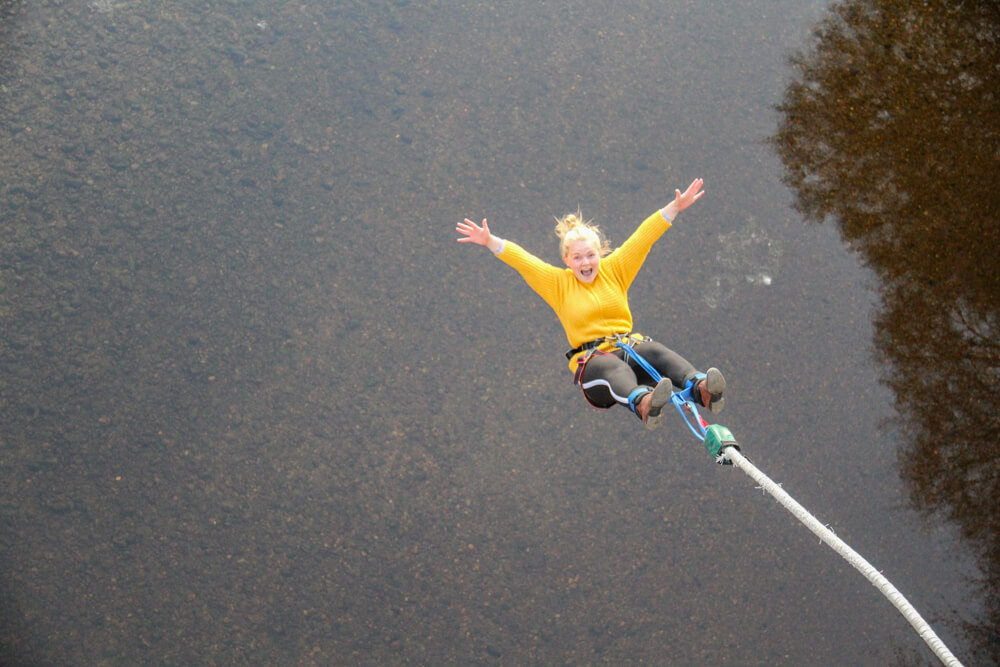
top-left (565, 337), bottom-right (607, 360)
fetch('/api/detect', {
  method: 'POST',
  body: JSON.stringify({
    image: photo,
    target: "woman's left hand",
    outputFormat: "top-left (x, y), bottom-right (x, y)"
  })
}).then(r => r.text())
top-left (673, 178), bottom-right (705, 212)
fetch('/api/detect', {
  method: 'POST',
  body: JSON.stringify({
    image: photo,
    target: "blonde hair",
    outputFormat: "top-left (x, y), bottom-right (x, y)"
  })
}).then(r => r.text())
top-left (554, 210), bottom-right (611, 258)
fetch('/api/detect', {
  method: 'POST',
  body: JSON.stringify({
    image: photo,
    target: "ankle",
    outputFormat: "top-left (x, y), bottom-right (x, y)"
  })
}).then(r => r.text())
top-left (628, 387), bottom-right (652, 421)
top-left (635, 392), bottom-right (652, 421)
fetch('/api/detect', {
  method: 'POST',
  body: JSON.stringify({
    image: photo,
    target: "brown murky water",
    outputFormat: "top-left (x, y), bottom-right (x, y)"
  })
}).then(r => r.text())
top-left (2, 0), bottom-right (996, 664)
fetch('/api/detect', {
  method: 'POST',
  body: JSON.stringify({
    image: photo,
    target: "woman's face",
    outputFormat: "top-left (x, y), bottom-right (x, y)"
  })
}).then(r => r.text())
top-left (563, 239), bottom-right (601, 283)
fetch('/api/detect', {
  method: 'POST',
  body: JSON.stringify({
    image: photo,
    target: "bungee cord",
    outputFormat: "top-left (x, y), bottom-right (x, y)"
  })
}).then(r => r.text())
top-left (613, 340), bottom-right (965, 666)
top-left (721, 446), bottom-right (964, 667)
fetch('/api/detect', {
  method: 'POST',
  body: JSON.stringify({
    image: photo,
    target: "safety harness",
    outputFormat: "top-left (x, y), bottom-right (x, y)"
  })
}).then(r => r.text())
top-left (571, 332), bottom-right (707, 418)
top-left (572, 334), bottom-right (657, 413)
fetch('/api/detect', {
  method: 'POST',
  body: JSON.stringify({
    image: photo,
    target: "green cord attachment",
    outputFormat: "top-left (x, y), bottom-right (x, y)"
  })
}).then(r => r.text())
top-left (704, 424), bottom-right (739, 465)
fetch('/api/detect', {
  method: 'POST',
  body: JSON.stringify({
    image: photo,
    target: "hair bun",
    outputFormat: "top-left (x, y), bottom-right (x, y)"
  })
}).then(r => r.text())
top-left (554, 210), bottom-right (611, 257)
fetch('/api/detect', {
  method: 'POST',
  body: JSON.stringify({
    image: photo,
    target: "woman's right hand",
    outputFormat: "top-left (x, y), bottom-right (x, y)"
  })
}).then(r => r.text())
top-left (456, 218), bottom-right (492, 246)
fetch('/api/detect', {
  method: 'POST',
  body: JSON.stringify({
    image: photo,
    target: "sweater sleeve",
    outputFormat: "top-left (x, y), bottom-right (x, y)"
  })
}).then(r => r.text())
top-left (494, 240), bottom-right (566, 311)
top-left (603, 210), bottom-right (672, 287)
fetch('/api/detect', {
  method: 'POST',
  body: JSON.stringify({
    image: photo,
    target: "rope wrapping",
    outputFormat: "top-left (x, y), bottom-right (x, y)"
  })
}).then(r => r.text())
top-left (723, 446), bottom-right (964, 667)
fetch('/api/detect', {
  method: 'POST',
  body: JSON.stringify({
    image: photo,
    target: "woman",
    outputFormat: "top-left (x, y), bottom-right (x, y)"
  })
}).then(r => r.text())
top-left (456, 178), bottom-right (725, 430)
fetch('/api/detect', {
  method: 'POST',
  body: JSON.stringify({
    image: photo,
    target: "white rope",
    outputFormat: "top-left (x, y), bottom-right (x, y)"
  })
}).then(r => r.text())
top-left (723, 446), bottom-right (964, 667)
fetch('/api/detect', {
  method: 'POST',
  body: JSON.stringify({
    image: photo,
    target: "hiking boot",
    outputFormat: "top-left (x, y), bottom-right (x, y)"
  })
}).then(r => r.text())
top-left (637, 379), bottom-right (673, 431)
top-left (696, 367), bottom-right (726, 414)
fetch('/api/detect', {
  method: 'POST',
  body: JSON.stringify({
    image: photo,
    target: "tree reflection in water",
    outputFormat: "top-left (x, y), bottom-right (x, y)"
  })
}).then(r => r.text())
top-left (770, 0), bottom-right (1000, 660)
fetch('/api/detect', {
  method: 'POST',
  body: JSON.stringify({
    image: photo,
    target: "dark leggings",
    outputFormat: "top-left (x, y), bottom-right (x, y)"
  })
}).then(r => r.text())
top-left (577, 340), bottom-right (700, 410)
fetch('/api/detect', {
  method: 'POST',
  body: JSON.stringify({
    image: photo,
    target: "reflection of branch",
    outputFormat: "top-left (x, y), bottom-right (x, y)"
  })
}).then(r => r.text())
top-left (951, 302), bottom-right (1000, 354)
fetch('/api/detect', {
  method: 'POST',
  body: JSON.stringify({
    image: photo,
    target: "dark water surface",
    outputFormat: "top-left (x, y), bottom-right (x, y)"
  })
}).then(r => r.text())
top-left (2, 0), bottom-right (997, 664)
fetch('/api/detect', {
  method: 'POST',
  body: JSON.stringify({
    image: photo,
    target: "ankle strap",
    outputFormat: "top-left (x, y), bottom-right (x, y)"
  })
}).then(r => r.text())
top-left (627, 387), bottom-right (651, 413)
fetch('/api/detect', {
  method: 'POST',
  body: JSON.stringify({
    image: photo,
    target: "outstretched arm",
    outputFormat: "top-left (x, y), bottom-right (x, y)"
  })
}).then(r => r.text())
top-left (456, 217), bottom-right (505, 254)
top-left (660, 177), bottom-right (705, 221)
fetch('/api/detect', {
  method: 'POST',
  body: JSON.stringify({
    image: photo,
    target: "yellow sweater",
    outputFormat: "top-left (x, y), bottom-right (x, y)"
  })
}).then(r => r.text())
top-left (497, 210), bottom-right (672, 370)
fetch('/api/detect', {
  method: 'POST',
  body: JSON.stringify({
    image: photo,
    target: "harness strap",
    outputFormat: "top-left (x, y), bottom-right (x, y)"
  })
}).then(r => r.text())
top-left (573, 347), bottom-right (613, 409)
top-left (566, 332), bottom-right (652, 361)
top-left (627, 387), bottom-right (651, 414)
top-left (565, 337), bottom-right (606, 360)
top-left (614, 339), bottom-right (663, 383)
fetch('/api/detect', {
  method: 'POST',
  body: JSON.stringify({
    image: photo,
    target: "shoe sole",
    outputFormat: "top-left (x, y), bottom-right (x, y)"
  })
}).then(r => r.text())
top-left (645, 379), bottom-right (672, 431)
top-left (703, 367), bottom-right (726, 414)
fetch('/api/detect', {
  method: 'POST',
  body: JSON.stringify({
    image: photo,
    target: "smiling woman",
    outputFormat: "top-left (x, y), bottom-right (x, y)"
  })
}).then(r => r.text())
top-left (563, 236), bottom-right (600, 282)
top-left (555, 211), bottom-right (609, 283)
top-left (456, 178), bottom-right (726, 429)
